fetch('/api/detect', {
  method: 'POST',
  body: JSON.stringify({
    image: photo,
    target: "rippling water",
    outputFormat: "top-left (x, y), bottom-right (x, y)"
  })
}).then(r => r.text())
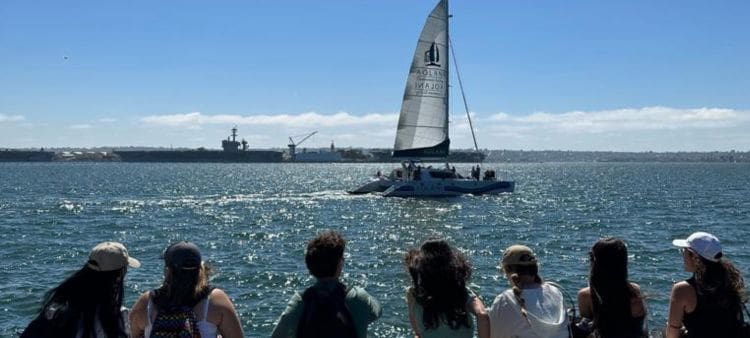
top-left (1, 162), bottom-right (749, 337)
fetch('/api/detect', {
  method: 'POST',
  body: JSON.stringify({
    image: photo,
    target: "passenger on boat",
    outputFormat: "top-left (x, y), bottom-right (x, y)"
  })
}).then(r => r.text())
top-left (577, 238), bottom-right (647, 338)
top-left (666, 232), bottom-right (745, 338)
top-left (21, 242), bottom-right (140, 338)
top-left (271, 230), bottom-right (381, 338)
top-left (404, 239), bottom-right (489, 338)
top-left (489, 245), bottom-right (569, 338)
top-left (129, 241), bottom-right (243, 338)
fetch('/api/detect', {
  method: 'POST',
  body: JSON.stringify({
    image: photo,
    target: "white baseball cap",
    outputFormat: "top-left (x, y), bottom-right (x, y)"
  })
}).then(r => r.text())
top-left (672, 231), bottom-right (722, 262)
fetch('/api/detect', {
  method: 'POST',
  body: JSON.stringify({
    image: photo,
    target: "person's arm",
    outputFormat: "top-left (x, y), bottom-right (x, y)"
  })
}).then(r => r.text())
top-left (405, 289), bottom-right (421, 338)
top-left (270, 292), bottom-right (304, 338)
top-left (577, 287), bottom-right (593, 319)
top-left (629, 282), bottom-right (647, 318)
top-left (467, 292), bottom-right (490, 338)
top-left (128, 292), bottom-right (150, 338)
top-left (666, 282), bottom-right (692, 338)
top-left (210, 289), bottom-right (244, 338)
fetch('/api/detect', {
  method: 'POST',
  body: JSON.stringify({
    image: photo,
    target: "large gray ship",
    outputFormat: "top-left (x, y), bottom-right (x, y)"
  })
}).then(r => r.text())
top-left (0, 149), bottom-right (55, 162)
top-left (113, 127), bottom-right (283, 163)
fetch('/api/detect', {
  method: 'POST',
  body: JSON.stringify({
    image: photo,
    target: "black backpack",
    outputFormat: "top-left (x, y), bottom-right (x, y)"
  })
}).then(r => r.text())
top-left (296, 282), bottom-right (357, 338)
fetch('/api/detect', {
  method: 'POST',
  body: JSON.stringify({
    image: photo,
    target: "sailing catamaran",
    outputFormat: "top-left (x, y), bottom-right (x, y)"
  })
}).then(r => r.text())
top-left (348, 0), bottom-right (514, 197)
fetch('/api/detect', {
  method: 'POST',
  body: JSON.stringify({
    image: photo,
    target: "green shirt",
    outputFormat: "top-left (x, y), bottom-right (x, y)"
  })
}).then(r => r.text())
top-left (271, 279), bottom-right (382, 338)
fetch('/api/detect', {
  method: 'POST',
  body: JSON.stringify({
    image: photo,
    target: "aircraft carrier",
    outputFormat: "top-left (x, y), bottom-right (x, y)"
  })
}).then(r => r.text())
top-left (113, 127), bottom-right (283, 163)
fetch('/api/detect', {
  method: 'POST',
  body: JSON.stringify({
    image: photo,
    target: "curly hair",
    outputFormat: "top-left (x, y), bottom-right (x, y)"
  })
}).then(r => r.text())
top-left (692, 252), bottom-right (745, 312)
top-left (405, 239), bottom-right (472, 330)
top-left (305, 230), bottom-right (346, 278)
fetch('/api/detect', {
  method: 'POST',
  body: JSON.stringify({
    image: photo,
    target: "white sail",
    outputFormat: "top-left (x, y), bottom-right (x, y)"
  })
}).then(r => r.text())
top-left (393, 0), bottom-right (450, 158)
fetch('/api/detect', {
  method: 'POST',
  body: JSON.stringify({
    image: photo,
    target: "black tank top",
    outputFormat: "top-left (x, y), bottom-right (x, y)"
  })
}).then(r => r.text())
top-left (683, 277), bottom-right (742, 338)
top-left (595, 314), bottom-right (645, 338)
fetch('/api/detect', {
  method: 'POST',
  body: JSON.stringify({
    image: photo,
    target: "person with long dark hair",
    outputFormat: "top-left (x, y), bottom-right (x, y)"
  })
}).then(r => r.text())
top-left (21, 241), bottom-right (140, 338)
top-left (404, 239), bottom-right (489, 338)
top-left (489, 244), bottom-right (568, 338)
top-left (667, 232), bottom-right (745, 338)
top-left (577, 237), bottom-right (647, 338)
top-left (129, 241), bottom-right (243, 338)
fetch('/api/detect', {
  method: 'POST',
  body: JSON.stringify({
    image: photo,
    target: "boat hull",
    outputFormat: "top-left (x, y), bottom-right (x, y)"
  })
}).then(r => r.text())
top-left (347, 178), bottom-right (396, 194)
top-left (382, 179), bottom-right (514, 197)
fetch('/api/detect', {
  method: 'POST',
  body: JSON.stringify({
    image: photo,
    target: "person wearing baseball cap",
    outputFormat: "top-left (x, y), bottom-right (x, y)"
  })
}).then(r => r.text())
top-left (488, 245), bottom-right (569, 338)
top-left (129, 241), bottom-right (243, 338)
top-left (21, 241), bottom-right (140, 338)
top-left (666, 231), bottom-right (745, 338)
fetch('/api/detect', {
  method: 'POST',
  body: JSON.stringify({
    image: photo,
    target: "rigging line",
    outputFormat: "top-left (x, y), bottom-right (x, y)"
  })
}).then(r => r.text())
top-left (448, 35), bottom-right (481, 160)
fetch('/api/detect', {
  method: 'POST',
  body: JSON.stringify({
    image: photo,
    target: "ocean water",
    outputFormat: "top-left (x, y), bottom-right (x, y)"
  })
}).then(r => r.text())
top-left (1, 162), bottom-right (749, 337)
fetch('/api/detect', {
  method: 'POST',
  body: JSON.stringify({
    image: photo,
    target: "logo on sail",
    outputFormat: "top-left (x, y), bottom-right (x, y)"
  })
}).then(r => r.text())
top-left (424, 42), bottom-right (440, 67)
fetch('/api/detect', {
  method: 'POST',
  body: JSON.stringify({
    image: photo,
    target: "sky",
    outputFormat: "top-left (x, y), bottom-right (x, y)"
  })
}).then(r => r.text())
top-left (1, 0), bottom-right (749, 151)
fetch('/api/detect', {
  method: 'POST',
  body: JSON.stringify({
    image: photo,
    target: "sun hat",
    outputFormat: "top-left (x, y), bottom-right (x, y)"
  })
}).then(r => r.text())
top-left (501, 244), bottom-right (538, 267)
top-left (163, 241), bottom-right (202, 270)
top-left (672, 231), bottom-right (722, 262)
top-left (87, 241), bottom-right (141, 272)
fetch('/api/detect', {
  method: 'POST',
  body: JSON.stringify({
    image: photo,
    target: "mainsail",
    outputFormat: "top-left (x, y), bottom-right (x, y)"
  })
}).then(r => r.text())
top-left (393, 0), bottom-right (450, 158)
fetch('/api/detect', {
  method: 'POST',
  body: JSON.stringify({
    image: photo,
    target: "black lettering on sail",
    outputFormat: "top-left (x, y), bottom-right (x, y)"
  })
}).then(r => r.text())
top-left (424, 42), bottom-right (440, 67)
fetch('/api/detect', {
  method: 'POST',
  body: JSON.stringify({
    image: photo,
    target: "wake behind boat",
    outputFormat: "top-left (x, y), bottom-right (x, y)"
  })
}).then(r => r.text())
top-left (348, 0), bottom-right (514, 197)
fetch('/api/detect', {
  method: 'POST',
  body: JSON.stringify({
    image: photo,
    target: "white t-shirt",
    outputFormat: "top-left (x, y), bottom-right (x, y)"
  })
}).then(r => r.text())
top-left (488, 283), bottom-right (569, 338)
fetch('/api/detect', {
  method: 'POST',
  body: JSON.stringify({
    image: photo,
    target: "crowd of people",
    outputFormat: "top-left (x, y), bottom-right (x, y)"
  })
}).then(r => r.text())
top-left (20, 231), bottom-right (747, 338)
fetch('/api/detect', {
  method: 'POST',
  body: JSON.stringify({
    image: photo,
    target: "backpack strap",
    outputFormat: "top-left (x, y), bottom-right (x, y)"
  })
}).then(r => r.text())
top-left (201, 291), bottom-right (211, 321)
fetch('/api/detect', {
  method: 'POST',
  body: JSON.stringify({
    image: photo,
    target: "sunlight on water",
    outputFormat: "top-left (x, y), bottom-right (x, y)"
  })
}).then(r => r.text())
top-left (0, 162), bottom-right (749, 336)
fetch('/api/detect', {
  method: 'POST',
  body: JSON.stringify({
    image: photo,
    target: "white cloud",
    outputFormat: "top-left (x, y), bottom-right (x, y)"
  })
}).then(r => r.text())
top-left (128, 107), bottom-right (750, 151)
top-left (140, 111), bottom-right (398, 128)
top-left (5, 107), bottom-right (745, 151)
top-left (0, 114), bottom-right (25, 123)
top-left (98, 118), bottom-right (117, 123)
top-left (497, 106), bottom-right (747, 133)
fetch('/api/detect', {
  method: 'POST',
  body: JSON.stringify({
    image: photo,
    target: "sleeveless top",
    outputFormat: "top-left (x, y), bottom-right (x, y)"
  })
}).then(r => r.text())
top-left (594, 314), bottom-right (645, 338)
top-left (682, 277), bottom-right (742, 338)
top-left (144, 295), bottom-right (219, 338)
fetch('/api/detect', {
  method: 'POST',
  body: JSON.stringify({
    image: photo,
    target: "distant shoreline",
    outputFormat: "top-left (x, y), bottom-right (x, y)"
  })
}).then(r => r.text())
top-left (1, 148), bottom-right (748, 163)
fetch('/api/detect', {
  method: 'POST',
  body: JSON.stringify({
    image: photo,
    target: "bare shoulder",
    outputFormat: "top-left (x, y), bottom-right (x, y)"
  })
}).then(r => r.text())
top-left (671, 281), bottom-right (696, 303)
top-left (209, 288), bottom-right (236, 310)
top-left (629, 282), bottom-right (645, 297)
top-left (578, 287), bottom-right (591, 298)
top-left (629, 282), bottom-right (642, 292)
top-left (671, 281), bottom-right (692, 295)
top-left (132, 291), bottom-right (152, 309)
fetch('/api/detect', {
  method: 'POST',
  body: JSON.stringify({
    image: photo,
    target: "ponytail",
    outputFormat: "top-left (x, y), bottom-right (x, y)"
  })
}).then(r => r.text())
top-left (505, 264), bottom-right (542, 324)
top-left (510, 273), bottom-right (530, 323)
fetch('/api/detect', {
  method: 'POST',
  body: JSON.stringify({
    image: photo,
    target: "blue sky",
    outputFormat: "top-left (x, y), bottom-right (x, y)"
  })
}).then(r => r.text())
top-left (1, 0), bottom-right (748, 151)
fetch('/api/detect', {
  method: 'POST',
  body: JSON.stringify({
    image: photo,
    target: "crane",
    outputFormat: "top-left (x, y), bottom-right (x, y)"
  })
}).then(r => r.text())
top-left (287, 131), bottom-right (318, 161)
